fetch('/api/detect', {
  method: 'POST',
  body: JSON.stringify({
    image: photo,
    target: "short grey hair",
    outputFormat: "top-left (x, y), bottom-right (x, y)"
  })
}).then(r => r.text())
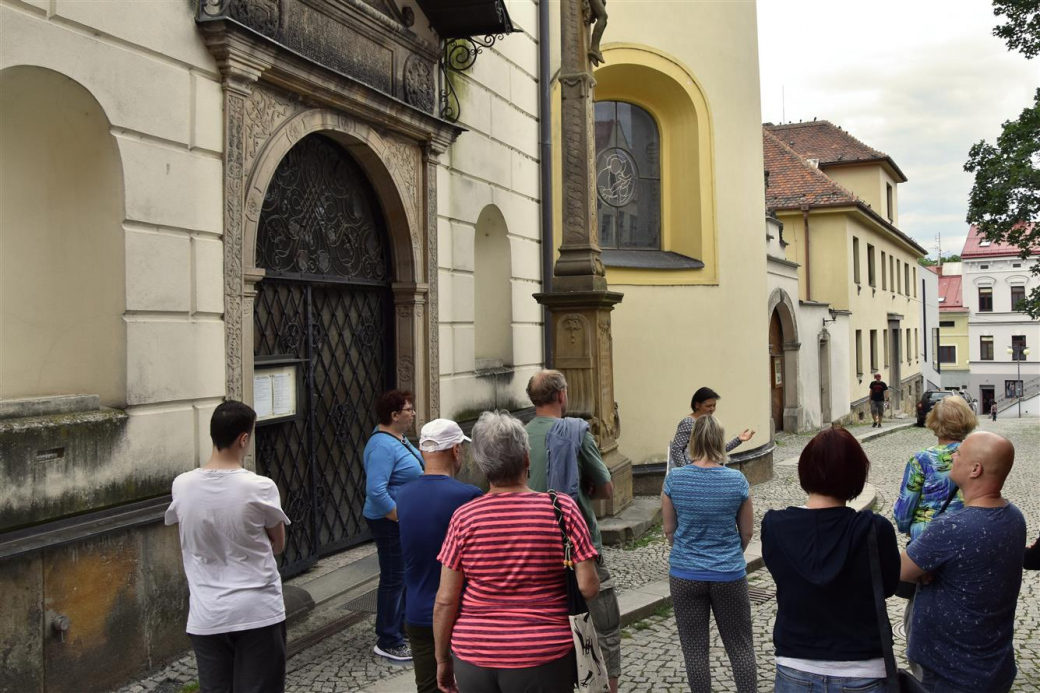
top-left (471, 410), bottom-right (530, 484)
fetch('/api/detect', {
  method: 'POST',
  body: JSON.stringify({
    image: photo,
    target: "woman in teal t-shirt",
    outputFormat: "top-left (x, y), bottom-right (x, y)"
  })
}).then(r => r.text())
top-left (662, 415), bottom-right (756, 692)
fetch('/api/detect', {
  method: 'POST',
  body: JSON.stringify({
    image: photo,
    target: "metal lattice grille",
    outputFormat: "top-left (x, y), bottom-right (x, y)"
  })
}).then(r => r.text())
top-left (253, 134), bottom-right (392, 577)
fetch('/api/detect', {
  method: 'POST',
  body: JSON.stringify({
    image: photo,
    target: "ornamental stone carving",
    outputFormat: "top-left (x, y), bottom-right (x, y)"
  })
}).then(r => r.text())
top-left (403, 54), bottom-right (435, 113)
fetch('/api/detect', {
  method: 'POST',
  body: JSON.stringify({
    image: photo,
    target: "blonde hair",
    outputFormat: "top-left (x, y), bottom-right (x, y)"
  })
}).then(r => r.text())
top-left (926, 396), bottom-right (977, 441)
top-left (688, 415), bottom-right (727, 464)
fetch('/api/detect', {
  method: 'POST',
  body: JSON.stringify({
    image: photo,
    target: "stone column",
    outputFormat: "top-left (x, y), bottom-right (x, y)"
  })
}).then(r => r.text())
top-left (535, 0), bottom-right (631, 516)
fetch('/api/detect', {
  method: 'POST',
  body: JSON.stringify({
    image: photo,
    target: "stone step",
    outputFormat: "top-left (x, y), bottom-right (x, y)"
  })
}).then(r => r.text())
top-left (599, 496), bottom-right (663, 546)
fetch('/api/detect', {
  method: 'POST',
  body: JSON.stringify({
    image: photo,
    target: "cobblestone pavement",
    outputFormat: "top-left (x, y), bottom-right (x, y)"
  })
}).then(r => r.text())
top-left (619, 418), bottom-right (1040, 691)
top-left (116, 419), bottom-right (1039, 692)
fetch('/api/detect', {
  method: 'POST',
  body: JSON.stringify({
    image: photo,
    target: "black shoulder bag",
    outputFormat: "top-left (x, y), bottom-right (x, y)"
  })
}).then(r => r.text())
top-left (549, 490), bottom-right (589, 616)
top-left (867, 523), bottom-right (928, 693)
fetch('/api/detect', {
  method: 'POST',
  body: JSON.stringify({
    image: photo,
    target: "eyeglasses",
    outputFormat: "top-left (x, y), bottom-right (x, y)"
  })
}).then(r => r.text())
top-left (400, 406), bottom-right (416, 413)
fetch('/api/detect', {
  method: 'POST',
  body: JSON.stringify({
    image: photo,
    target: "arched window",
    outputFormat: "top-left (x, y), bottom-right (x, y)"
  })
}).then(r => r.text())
top-left (594, 101), bottom-right (661, 250)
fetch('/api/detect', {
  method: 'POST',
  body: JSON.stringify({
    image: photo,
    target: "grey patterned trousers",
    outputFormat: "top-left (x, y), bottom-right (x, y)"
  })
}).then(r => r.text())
top-left (670, 575), bottom-right (757, 692)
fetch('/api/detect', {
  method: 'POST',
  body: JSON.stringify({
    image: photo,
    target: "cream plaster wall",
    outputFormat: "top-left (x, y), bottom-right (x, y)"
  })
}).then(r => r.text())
top-left (777, 210), bottom-right (850, 308)
top-left (846, 215), bottom-right (922, 398)
top-left (1, 0), bottom-right (226, 518)
top-left (587, 1), bottom-right (771, 464)
top-left (824, 164), bottom-right (901, 226)
top-left (437, 0), bottom-right (544, 420)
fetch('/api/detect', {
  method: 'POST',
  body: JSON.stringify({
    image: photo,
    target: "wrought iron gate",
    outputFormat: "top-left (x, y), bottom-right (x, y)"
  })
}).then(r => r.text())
top-left (253, 133), bottom-right (393, 576)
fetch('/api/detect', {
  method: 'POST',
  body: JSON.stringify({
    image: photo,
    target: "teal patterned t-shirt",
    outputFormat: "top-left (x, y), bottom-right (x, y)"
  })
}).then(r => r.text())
top-left (664, 465), bottom-right (749, 579)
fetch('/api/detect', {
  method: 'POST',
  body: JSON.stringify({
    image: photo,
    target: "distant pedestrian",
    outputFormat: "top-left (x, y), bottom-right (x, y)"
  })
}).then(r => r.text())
top-left (363, 390), bottom-right (423, 662)
top-left (663, 415), bottom-right (757, 692)
top-left (762, 426), bottom-right (899, 691)
top-left (668, 387), bottom-right (755, 471)
top-left (991, 405), bottom-right (998, 421)
top-left (433, 411), bottom-right (599, 693)
top-left (900, 431), bottom-right (1025, 692)
top-left (525, 369), bottom-right (622, 693)
top-left (892, 395), bottom-right (976, 676)
top-left (868, 374), bottom-right (888, 428)
top-left (397, 419), bottom-right (481, 693)
top-left (165, 401), bottom-right (290, 693)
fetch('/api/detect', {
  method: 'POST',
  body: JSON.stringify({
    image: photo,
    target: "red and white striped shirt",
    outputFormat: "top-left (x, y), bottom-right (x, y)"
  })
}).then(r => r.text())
top-left (437, 491), bottom-right (597, 669)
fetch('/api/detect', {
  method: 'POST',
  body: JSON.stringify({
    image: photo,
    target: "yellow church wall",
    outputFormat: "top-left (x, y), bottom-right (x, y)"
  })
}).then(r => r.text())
top-left (548, 2), bottom-right (772, 464)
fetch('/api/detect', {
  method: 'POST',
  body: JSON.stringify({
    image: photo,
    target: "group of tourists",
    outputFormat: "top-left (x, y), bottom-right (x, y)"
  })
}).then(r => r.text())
top-left (363, 370), bottom-right (621, 693)
top-left (163, 377), bottom-right (1030, 693)
top-left (666, 390), bottom-right (1028, 693)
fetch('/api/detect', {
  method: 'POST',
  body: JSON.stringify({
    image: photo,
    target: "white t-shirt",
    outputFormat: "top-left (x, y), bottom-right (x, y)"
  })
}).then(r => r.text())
top-left (165, 468), bottom-right (291, 635)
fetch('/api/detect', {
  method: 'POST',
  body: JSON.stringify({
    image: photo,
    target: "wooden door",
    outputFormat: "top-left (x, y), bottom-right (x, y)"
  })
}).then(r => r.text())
top-left (769, 310), bottom-right (784, 432)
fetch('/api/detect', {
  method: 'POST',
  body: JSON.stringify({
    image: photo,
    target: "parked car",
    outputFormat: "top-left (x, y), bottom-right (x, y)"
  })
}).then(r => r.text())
top-left (917, 390), bottom-right (951, 426)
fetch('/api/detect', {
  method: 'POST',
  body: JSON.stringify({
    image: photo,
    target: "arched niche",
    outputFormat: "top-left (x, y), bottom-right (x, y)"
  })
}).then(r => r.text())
top-left (0, 66), bottom-right (126, 406)
top-left (474, 204), bottom-right (513, 368)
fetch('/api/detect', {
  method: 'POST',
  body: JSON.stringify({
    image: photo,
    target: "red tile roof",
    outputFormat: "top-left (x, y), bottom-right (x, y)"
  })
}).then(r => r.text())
top-left (763, 130), bottom-right (857, 209)
top-left (938, 274), bottom-right (964, 311)
top-left (765, 121), bottom-right (907, 182)
top-left (763, 128), bottom-right (927, 256)
top-left (960, 224), bottom-right (1040, 258)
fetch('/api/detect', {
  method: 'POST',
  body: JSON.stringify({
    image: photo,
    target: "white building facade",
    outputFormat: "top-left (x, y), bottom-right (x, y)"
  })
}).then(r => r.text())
top-left (961, 227), bottom-right (1040, 417)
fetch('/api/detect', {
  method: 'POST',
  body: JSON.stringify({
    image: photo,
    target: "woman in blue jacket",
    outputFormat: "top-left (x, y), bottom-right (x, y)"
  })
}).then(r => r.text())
top-left (363, 389), bottom-right (424, 662)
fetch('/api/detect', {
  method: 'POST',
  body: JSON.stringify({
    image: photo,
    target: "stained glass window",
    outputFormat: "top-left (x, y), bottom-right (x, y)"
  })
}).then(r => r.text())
top-left (594, 101), bottom-right (661, 250)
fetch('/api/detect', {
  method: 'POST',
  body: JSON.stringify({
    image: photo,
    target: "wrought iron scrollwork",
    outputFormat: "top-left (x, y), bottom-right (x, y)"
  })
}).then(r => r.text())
top-left (439, 35), bottom-right (504, 123)
top-left (256, 134), bottom-right (390, 283)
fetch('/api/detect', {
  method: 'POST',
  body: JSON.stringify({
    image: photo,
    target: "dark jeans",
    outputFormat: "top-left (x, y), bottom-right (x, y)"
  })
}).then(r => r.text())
top-left (367, 516), bottom-right (406, 650)
top-left (453, 650), bottom-right (577, 693)
top-left (920, 667), bottom-right (1011, 693)
top-left (406, 624), bottom-right (437, 693)
top-left (189, 621), bottom-right (286, 693)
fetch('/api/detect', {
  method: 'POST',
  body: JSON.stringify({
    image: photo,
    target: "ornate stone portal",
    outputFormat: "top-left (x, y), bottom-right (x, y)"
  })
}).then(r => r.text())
top-left (197, 0), bottom-right (460, 428)
top-left (535, 0), bottom-right (631, 515)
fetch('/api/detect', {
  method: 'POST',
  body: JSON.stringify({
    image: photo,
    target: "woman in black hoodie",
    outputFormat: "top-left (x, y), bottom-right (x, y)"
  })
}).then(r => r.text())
top-left (762, 427), bottom-right (900, 692)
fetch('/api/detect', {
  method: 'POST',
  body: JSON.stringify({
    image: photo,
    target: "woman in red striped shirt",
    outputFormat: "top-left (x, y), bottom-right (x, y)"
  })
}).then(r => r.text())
top-left (433, 410), bottom-right (600, 693)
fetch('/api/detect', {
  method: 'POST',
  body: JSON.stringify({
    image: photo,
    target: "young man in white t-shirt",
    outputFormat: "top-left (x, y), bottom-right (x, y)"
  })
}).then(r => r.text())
top-left (165, 401), bottom-right (290, 693)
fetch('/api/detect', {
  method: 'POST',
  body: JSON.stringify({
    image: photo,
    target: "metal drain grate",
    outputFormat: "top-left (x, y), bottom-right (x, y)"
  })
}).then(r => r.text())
top-left (342, 589), bottom-right (379, 614)
top-left (747, 586), bottom-right (775, 605)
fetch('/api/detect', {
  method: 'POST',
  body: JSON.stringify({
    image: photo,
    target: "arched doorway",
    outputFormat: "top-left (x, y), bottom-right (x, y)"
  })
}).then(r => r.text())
top-left (253, 133), bottom-right (394, 576)
top-left (769, 309), bottom-right (785, 432)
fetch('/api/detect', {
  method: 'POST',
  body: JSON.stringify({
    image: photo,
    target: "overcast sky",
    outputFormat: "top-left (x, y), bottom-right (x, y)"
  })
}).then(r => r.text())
top-left (757, 0), bottom-right (1039, 258)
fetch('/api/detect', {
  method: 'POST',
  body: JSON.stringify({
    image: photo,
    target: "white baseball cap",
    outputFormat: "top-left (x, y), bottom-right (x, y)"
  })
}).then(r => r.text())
top-left (419, 418), bottom-right (471, 452)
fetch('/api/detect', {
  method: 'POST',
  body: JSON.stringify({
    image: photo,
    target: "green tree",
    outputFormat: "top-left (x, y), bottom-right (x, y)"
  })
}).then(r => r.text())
top-left (993, 0), bottom-right (1040, 58)
top-left (964, 1), bottom-right (1040, 316)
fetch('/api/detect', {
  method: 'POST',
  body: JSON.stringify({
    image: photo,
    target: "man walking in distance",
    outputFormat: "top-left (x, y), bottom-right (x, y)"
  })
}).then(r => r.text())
top-left (396, 419), bottom-right (481, 693)
top-left (900, 431), bottom-right (1025, 692)
top-left (525, 369), bottom-right (621, 693)
top-left (165, 401), bottom-right (290, 693)
top-left (868, 373), bottom-right (888, 428)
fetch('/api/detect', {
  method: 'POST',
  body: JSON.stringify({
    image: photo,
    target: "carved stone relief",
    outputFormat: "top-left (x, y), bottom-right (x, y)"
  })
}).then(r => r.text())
top-left (244, 84), bottom-right (303, 173)
top-left (403, 54), bottom-right (435, 113)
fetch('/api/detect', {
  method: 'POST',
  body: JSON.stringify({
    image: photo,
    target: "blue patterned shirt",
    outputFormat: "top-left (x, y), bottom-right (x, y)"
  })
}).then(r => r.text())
top-left (892, 442), bottom-right (964, 541)
top-left (664, 465), bottom-right (749, 580)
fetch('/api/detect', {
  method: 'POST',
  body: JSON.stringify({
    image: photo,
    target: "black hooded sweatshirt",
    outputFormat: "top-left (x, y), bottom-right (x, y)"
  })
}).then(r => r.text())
top-left (762, 507), bottom-right (900, 661)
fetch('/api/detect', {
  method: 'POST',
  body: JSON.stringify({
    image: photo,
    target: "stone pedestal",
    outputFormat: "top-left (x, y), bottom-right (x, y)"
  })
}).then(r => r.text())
top-left (535, 291), bottom-right (632, 516)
